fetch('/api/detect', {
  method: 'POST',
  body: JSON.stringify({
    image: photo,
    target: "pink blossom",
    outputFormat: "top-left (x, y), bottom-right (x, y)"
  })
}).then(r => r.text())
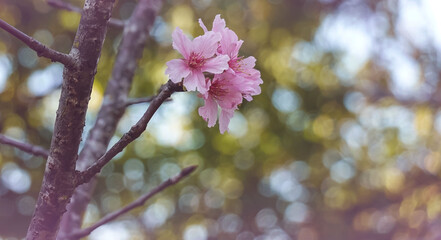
top-left (198, 72), bottom-right (245, 133)
top-left (199, 15), bottom-right (263, 100)
top-left (228, 56), bottom-right (263, 101)
top-left (165, 27), bottom-right (230, 94)
top-left (166, 16), bottom-right (262, 134)
top-left (199, 14), bottom-right (226, 34)
top-left (199, 15), bottom-right (238, 58)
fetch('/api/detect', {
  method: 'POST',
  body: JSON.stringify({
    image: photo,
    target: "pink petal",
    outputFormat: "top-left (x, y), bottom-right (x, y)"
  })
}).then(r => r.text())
top-left (165, 59), bottom-right (191, 83)
top-left (201, 55), bottom-right (230, 74)
top-left (231, 40), bottom-right (243, 58)
top-left (198, 96), bottom-right (218, 128)
top-left (242, 74), bottom-right (262, 91)
top-left (198, 18), bottom-right (208, 32)
top-left (241, 56), bottom-right (256, 69)
top-left (183, 70), bottom-right (208, 93)
top-left (242, 83), bottom-right (261, 101)
top-left (193, 31), bottom-right (222, 58)
top-left (250, 72), bottom-right (263, 84)
top-left (235, 57), bottom-right (263, 84)
top-left (217, 90), bottom-right (242, 109)
top-left (243, 95), bottom-right (253, 101)
top-left (212, 14), bottom-right (226, 32)
top-left (238, 75), bottom-right (262, 101)
top-left (210, 73), bottom-right (243, 109)
top-left (220, 29), bottom-right (240, 57)
top-left (244, 68), bottom-right (263, 84)
top-left (172, 27), bottom-right (192, 59)
top-left (219, 109), bottom-right (234, 134)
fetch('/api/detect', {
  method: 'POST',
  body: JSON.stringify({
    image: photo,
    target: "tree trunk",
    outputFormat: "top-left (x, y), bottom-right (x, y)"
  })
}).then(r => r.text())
top-left (26, 0), bottom-right (115, 239)
top-left (57, 0), bottom-right (162, 238)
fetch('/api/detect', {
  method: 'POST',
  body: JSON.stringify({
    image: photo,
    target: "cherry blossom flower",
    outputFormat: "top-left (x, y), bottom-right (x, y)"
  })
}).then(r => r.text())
top-left (166, 15), bottom-right (262, 134)
top-left (198, 72), bottom-right (244, 133)
top-left (199, 15), bottom-right (263, 100)
top-left (228, 55), bottom-right (263, 101)
top-left (165, 27), bottom-right (230, 93)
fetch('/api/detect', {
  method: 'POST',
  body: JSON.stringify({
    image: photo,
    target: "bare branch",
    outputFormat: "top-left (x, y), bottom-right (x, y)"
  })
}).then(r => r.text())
top-left (107, 16), bottom-right (125, 28)
top-left (0, 134), bottom-right (49, 158)
top-left (68, 165), bottom-right (197, 239)
top-left (77, 80), bottom-right (183, 185)
top-left (125, 96), bottom-right (155, 106)
top-left (125, 96), bottom-right (173, 107)
top-left (26, 0), bottom-right (117, 238)
top-left (47, 0), bottom-right (82, 13)
top-left (0, 18), bottom-right (76, 67)
top-left (47, 0), bottom-right (125, 28)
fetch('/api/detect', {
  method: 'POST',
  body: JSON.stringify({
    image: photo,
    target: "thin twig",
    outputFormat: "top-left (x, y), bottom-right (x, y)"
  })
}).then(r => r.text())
top-left (77, 80), bottom-right (183, 185)
top-left (0, 134), bottom-right (49, 158)
top-left (0, 18), bottom-right (76, 67)
top-left (125, 96), bottom-right (155, 106)
top-left (47, 0), bottom-right (82, 13)
top-left (125, 96), bottom-right (172, 107)
top-left (68, 165), bottom-right (197, 239)
top-left (47, 0), bottom-right (125, 28)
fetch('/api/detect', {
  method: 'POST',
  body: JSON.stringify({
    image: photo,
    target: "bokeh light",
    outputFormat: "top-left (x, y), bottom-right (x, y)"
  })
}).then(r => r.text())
top-left (2, 0), bottom-right (441, 239)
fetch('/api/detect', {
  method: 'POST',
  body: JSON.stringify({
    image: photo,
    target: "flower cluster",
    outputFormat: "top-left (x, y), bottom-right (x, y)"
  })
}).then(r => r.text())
top-left (165, 15), bottom-right (262, 133)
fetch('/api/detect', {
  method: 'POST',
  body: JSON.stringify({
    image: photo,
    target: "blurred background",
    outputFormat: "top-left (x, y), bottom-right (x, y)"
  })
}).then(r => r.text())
top-left (1, 0), bottom-right (441, 239)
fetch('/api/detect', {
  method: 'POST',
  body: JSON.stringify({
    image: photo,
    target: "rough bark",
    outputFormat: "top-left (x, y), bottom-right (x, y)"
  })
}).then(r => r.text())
top-left (57, 0), bottom-right (162, 238)
top-left (25, 0), bottom-right (115, 239)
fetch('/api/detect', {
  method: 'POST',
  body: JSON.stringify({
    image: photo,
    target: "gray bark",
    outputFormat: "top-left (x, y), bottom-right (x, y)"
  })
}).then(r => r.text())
top-left (25, 0), bottom-right (115, 239)
top-left (57, 0), bottom-right (162, 238)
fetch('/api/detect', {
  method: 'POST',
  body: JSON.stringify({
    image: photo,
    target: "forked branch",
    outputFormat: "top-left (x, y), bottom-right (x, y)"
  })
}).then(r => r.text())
top-left (0, 134), bottom-right (49, 158)
top-left (77, 80), bottom-right (183, 185)
top-left (67, 165), bottom-right (197, 239)
top-left (0, 18), bottom-right (76, 67)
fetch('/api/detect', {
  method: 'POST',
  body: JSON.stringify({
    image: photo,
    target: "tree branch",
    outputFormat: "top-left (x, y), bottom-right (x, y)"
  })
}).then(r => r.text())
top-left (67, 165), bottom-right (197, 239)
top-left (125, 96), bottom-right (155, 106)
top-left (125, 96), bottom-right (172, 107)
top-left (26, 0), bottom-right (116, 238)
top-left (0, 134), bottom-right (49, 158)
top-left (57, 0), bottom-right (163, 237)
top-left (47, 0), bottom-right (125, 28)
top-left (77, 80), bottom-right (183, 185)
top-left (0, 18), bottom-right (76, 67)
top-left (57, 0), bottom-right (162, 236)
